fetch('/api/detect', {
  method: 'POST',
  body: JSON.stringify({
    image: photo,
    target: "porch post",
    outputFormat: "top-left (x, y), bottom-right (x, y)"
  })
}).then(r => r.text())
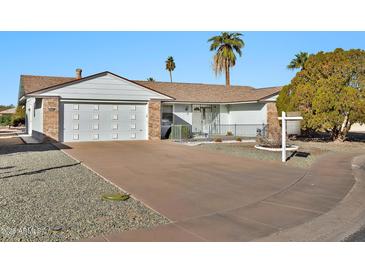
top-left (281, 111), bottom-right (286, 163)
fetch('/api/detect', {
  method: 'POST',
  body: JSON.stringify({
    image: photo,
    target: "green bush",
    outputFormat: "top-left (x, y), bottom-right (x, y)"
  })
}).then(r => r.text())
top-left (236, 137), bottom-right (242, 142)
top-left (0, 114), bottom-right (12, 126)
top-left (12, 116), bottom-right (25, 127)
top-left (226, 131), bottom-right (233, 136)
top-left (11, 106), bottom-right (25, 127)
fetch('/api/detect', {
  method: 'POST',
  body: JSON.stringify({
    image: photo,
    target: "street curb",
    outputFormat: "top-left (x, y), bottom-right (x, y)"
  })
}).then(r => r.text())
top-left (256, 154), bottom-right (365, 242)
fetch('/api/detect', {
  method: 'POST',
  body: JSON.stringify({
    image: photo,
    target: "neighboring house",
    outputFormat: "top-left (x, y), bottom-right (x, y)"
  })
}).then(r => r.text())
top-left (18, 69), bottom-right (280, 142)
top-left (0, 107), bottom-right (16, 116)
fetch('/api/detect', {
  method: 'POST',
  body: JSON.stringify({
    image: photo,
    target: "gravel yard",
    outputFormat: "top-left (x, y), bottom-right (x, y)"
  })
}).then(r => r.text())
top-left (195, 139), bottom-right (365, 169)
top-left (0, 141), bottom-right (169, 242)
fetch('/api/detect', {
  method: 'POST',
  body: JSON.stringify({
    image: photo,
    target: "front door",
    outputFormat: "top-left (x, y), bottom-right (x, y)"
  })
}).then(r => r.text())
top-left (192, 105), bottom-right (214, 134)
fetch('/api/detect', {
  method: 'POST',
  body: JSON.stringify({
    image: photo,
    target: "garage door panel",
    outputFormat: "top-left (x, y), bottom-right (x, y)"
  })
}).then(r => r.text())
top-left (62, 103), bottom-right (148, 142)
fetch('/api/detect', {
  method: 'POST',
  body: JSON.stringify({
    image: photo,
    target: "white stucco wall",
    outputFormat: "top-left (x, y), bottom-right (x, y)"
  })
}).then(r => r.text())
top-left (25, 97), bottom-right (35, 134)
top-left (173, 104), bottom-right (192, 125)
top-left (228, 103), bottom-right (267, 125)
top-left (32, 98), bottom-right (43, 137)
top-left (40, 73), bottom-right (171, 101)
top-left (219, 105), bottom-right (229, 124)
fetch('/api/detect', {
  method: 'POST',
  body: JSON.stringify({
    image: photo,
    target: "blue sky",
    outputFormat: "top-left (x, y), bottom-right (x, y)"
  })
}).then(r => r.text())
top-left (1, 31), bottom-right (365, 105)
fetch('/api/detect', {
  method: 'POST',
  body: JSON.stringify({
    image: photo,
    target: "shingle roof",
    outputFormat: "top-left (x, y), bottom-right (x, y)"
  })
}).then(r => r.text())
top-left (135, 81), bottom-right (281, 103)
top-left (19, 72), bottom-right (280, 103)
top-left (20, 75), bottom-right (75, 96)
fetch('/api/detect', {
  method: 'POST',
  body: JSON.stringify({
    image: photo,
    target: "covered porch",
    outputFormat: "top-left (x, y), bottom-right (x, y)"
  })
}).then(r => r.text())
top-left (161, 102), bottom-right (268, 140)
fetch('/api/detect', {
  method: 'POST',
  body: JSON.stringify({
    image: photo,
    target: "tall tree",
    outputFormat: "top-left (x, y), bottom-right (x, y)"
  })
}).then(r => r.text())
top-left (165, 56), bottom-right (176, 82)
top-left (287, 51), bottom-right (309, 70)
top-left (146, 77), bottom-right (155, 82)
top-left (208, 32), bottom-right (244, 87)
top-left (277, 48), bottom-right (365, 141)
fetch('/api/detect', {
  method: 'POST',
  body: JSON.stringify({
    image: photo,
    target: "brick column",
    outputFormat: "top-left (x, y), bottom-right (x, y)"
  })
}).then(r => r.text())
top-left (266, 102), bottom-right (281, 141)
top-left (43, 97), bottom-right (60, 142)
top-left (148, 100), bottom-right (161, 140)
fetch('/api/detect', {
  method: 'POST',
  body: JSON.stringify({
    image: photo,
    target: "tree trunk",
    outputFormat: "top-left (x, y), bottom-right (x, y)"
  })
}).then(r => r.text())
top-left (169, 71), bottom-right (172, 83)
top-left (225, 65), bottom-right (230, 87)
top-left (338, 114), bottom-right (351, 142)
top-left (331, 127), bottom-right (341, 141)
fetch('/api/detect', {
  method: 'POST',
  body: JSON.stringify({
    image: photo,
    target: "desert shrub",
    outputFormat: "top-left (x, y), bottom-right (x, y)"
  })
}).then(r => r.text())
top-left (0, 114), bottom-right (12, 126)
top-left (11, 106), bottom-right (25, 127)
top-left (12, 116), bottom-right (25, 127)
top-left (214, 137), bottom-right (222, 142)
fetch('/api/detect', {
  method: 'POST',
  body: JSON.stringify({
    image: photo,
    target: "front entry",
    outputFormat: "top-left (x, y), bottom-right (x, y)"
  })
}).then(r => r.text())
top-left (192, 105), bottom-right (217, 134)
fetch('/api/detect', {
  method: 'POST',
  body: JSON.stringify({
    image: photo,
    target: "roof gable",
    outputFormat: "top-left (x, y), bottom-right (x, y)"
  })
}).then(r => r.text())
top-left (30, 72), bottom-right (173, 101)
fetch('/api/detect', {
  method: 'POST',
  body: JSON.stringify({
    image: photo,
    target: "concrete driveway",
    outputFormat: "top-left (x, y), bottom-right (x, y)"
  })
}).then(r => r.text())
top-left (63, 141), bottom-right (356, 241)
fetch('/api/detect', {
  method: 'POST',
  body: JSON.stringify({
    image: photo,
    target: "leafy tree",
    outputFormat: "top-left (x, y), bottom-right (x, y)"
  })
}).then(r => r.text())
top-left (277, 48), bottom-right (365, 141)
top-left (208, 32), bottom-right (244, 87)
top-left (287, 52), bottom-right (309, 70)
top-left (12, 105), bottom-right (25, 126)
top-left (165, 56), bottom-right (176, 82)
top-left (146, 77), bottom-right (155, 82)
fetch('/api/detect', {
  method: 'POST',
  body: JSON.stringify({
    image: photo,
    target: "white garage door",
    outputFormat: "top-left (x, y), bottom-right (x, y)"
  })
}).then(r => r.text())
top-left (62, 103), bottom-right (147, 142)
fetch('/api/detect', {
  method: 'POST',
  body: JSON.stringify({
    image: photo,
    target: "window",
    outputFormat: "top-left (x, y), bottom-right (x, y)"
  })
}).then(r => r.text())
top-left (73, 114), bottom-right (79, 120)
top-left (73, 104), bottom-right (79, 110)
top-left (131, 105), bottom-right (136, 110)
top-left (113, 105), bottom-right (118, 110)
top-left (112, 133), bottom-right (118, 139)
top-left (93, 134), bottom-right (99, 140)
top-left (93, 114), bottom-right (99, 120)
top-left (73, 124), bottom-right (79, 130)
top-left (94, 105), bottom-right (99, 110)
top-left (130, 124), bottom-right (136, 129)
top-left (73, 134), bottom-right (79, 140)
top-left (162, 105), bottom-right (173, 123)
top-left (93, 124), bottom-right (99, 130)
top-left (112, 124), bottom-right (118, 130)
top-left (130, 114), bottom-right (136, 120)
top-left (130, 133), bottom-right (136, 139)
top-left (112, 114), bottom-right (118, 120)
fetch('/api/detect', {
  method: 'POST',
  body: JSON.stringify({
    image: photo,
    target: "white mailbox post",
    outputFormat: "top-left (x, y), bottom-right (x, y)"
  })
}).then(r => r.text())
top-left (278, 111), bottom-right (303, 162)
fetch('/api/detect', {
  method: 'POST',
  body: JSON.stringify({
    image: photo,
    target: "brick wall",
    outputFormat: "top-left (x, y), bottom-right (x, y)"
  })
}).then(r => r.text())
top-left (42, 97), bottom-right (60, 142)
top-left (148, 100), bottom-right (161, 140)
top-left (266, 102), bottom-right (281, 141)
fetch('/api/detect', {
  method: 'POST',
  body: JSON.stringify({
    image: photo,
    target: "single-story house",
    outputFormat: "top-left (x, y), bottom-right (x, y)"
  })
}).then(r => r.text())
top-left (18, 69), bottom-right (281, 142)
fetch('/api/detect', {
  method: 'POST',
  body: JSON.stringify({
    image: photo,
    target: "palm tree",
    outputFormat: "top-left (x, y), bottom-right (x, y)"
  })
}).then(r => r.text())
top-left (165, 56), bottom-right (176, 82)
top-left (146, 77), bottom-right (155, 82)
top-left (208, 32), bottom-right (244, 87)
top-left (287, 52), bottom-right (309, 70)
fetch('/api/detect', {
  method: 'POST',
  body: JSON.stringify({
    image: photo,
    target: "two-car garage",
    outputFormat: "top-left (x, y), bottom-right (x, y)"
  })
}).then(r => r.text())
top-left (24, 72), bottom-right (172, 143)
top-left (61, 102), bottom-right (148, 142)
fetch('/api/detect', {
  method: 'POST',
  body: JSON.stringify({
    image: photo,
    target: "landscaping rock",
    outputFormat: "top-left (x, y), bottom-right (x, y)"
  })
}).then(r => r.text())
top-left (0, 143), bottom-right (169, 242)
